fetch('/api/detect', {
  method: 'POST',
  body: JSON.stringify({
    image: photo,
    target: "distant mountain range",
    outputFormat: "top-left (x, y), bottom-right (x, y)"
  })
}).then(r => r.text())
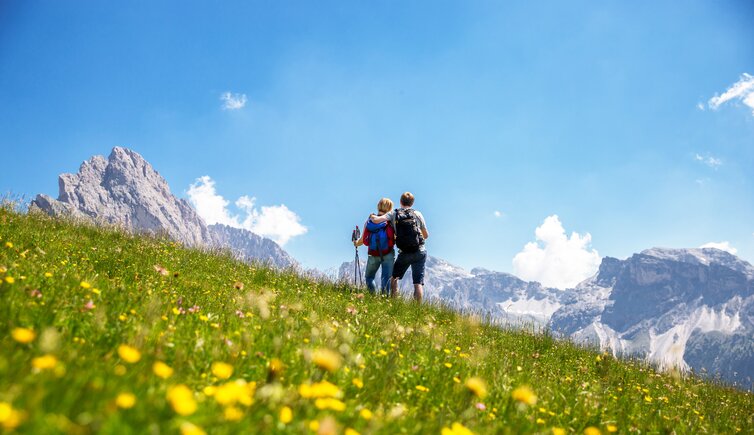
top-left (29, 147), bottom-right (754, 388)
top-left (30, 147), bottom-right (295, 269)
top-left (339, 250), bottom-right (754, 388)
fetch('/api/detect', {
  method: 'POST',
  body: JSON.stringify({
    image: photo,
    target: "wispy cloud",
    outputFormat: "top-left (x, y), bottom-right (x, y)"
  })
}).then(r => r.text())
top-left (493, 210), bottom-right (504, 218)
top-left (700, 241), bottom-right (738, 255)
top-left (220, 92), bottom-right (247, 110)
top-left (707, 73), bottom-right (754, 116)
top-left (694, 153), bottom-right (722, 169)
top-left (187, 176), bottom-right (307, 245)
top-left (512, 215), bottom-right (600, 289)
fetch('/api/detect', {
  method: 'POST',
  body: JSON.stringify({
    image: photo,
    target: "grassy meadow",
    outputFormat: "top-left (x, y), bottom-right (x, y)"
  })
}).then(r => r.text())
top-left (1, 206), bottom-right (753, 434)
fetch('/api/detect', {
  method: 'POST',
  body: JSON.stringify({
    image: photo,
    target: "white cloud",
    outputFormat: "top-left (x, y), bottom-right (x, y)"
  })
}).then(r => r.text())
top-left (694, 153), bottom-right (722, 169)
top-left (187, 176), bottom-right (307, 245)
top-left (700, 241), bottom-right (738, 255)
top-left (512, 215), bottom-right (600, 289)
top-left (696, 102), bottom-right (705, 111)
top-left (493, 210), bottom-right (504, 218)
top-left (220, 92), bottom-right (247, 110)
top-left (707, 73), bottom-right (754, 116)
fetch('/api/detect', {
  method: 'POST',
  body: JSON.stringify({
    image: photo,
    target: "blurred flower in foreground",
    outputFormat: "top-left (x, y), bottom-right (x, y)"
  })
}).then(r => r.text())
top-left (32, 355), bottom-right (58, 371)
top-left (465, 377), bottom-right (488, 399)
top-left (116, 393), bottom-right (136, 409)
top-left (11, 327), bottom-right (36, 344)
top-left (180, 422), bottom-right (206, 435)
top-left (512, 386), bottom-right (537, 406)
top-left (167, 385), bottom-right (197, 416)
top-left (118, 345), bottom-right (141, 363)
top-left (441, 422), bottom-right (474, 435)
top-left (211, 362), bottom-right (234, 379)
top-left (153, 361), bottom-right (174, 379)
top-left (312, 349), bottom-right (342, 373)
top-left (279, 406), bottom-right (293, 424)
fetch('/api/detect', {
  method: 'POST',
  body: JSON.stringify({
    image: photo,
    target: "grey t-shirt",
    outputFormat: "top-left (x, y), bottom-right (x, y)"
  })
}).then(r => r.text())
top-left (383, 208), bottom-right (427, 252)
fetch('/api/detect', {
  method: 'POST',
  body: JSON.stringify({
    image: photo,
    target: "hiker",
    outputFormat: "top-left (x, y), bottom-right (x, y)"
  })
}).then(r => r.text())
top-left (353, 198), bottom-right (396, 295)
top-left (370, 192), bottom-right (429, 302)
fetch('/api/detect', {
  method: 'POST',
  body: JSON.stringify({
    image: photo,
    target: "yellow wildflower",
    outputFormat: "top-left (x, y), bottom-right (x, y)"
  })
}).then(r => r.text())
top-left (552, 428), bottom-right (566, 435)
top-left (352, 378), bottom-right (364, 389)
top-left (308, 420), bottom-right (320, 432)
top-left (465, 377), bottom-right (488, 399)
top-left (4, 242), bottom-right (12, 248)
top-left (32, 354), bottom-right (58, 370)
top-left (211, 362), bottom-right (234, 379)
top-left (584, 427), bottom-right (601, 435)
top-left (44, 272), bottom-right (53, 278)
top-left (215, 380), bottom-right (256, 406)
top-left (118, 345), bottom-right (141, 363)
top-left (80, 281), bottom-right (91, 289)
top-left (11, 327), bottom-right (36, 344)
top-left (312, 348), bottom-right (342, 372)
top-left (4, 276), bottom-right (14, 284)
top-left (180, 422), bottom-right (206, 435)
top-left (167, 384), bottom-right (197, 416)
top-left (606, 425), bottom-right (618, 433)
top-left (441, 422), bottom-right (474, 435)
top-left (153, 361), bottom-right (174, 379)
top-left (415, 385), bottom-right (430, 392)
top-left (444, 362), bottom-right (453, 368)
top-left (279, 406), bottom-right (293, 424)
top-left (359, 408), bottom-right (373, 420)
top-left (0, 402), bottom-right (21, 430)
top-left (115, 392), bottom-right (136, 409)
top-left (224, 406), bottom-right (243, 421)
top-left (345, 429), bottom-right (360, 435)
top-left (511, 386), bottom-right (537, 406)
top-left (314, 398), bottom-right (346, 411)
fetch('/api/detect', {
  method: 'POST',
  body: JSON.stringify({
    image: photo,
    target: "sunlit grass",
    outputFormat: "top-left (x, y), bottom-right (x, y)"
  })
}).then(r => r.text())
top-left (1, 206), bottom-right (752, 434)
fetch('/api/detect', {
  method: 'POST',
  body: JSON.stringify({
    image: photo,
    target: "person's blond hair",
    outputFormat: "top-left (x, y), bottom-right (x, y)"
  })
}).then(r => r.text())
top-left (377, 198), bottom-right (394, 214)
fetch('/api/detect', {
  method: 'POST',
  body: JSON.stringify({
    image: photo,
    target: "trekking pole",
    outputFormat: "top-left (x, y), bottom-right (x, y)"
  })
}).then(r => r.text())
top-left (351, 226), bottom-right (362, 287)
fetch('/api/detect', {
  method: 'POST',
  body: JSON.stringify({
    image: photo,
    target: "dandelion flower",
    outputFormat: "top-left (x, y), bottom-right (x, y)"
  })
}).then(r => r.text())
top-left (279, 406), bottom-right (293, 424)
top-left (352, 378), bottom-right (364, 389)
top-left (0, 402), bottom-right (21, 430)
top-left (314, 398), bottom-right (346, 412)
top-left (584, 427), bottom-right (601, 435)
top-left (118, 345), bottom-right (141, 363)
top-left (359, 408), bottom-right (373, 420)
top-left (214, 380), bottom-right (256, 406)
top-left (441, 422), bottom-right (474, 435)
top-left (606, 425), bottom-right (618, 433)
top-left (44, 272), bottom-right (53, 278)
top-left (211, 362), bottom-right (234, 379)
top-left (465, 377), bottom-right (488, 399)
top-left (167, 384), bottom-right (197, 416)
top-left (115, 393), bottom-right (136, 409)
top-left (11, 327), bottom-right (36, 344)
top-left (32, 354), bottom-right (58, 370)
top-left (511, 386), bottom-right (537, 406)
top-left (224, 406), bottom-right (243, 421)
top-left (312, 348), bottom-right (342, 373)
top-left (552, 428), bottom-right (566, 435)
top-left (345, 429), bottom-right (360, 435)
top-left (4, 276), bottom-right (14, 284)
top-left (180, 422), bottom-right (206, 435)
top-left (80, 281), bottom-right (91, 289)
top-left (415, 385), bottom-right (430, 392)
top-left (153, 361), bottom-right (174, 379)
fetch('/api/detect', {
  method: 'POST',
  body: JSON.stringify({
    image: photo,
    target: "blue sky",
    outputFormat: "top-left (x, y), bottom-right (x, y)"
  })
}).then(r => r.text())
top-left (1, 1), bottom-right (753, 283)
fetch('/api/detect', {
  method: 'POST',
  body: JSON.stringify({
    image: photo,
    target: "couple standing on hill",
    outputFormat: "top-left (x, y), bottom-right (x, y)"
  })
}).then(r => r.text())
top-left (353, 192), bottom-right (429, 301)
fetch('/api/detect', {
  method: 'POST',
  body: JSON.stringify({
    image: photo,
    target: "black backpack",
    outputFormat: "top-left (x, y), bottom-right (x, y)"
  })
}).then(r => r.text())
top-left (394, 208), bottom-right (424, 253)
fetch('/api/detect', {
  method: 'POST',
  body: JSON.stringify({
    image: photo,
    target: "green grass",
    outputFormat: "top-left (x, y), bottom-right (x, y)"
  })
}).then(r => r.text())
top-left (1, 207), bottom-right (752, 434)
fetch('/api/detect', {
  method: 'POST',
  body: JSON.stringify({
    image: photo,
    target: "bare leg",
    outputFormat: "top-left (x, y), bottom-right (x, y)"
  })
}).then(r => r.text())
top-left (413, 284), bottom-right (423, 302)
top-left (390, 277), bottom-right (399, 298)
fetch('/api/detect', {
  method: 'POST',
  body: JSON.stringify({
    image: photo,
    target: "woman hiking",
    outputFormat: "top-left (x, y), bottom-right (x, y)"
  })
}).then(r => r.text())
top-left (353, 198), bottom-right (396, 295)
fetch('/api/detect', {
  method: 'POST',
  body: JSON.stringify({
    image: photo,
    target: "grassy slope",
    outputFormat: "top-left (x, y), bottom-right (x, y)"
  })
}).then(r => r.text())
top-left (0, 208), bottom-right (752, 434)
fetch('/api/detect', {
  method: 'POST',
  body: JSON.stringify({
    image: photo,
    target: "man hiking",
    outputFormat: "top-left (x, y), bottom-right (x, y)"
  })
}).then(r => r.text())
top-left (370, 192), bottom-right (429, 302)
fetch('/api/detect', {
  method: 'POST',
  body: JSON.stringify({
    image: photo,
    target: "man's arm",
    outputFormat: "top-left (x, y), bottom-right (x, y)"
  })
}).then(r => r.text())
top-left (369, 213), bottom-right (389, 224)
top-left (421, 227), bottom-right (429, 240)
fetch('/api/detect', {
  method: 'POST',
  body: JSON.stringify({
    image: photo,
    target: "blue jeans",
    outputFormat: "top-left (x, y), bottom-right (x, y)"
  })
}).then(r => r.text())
top-left (365, 251), bottom-right (394, 295)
